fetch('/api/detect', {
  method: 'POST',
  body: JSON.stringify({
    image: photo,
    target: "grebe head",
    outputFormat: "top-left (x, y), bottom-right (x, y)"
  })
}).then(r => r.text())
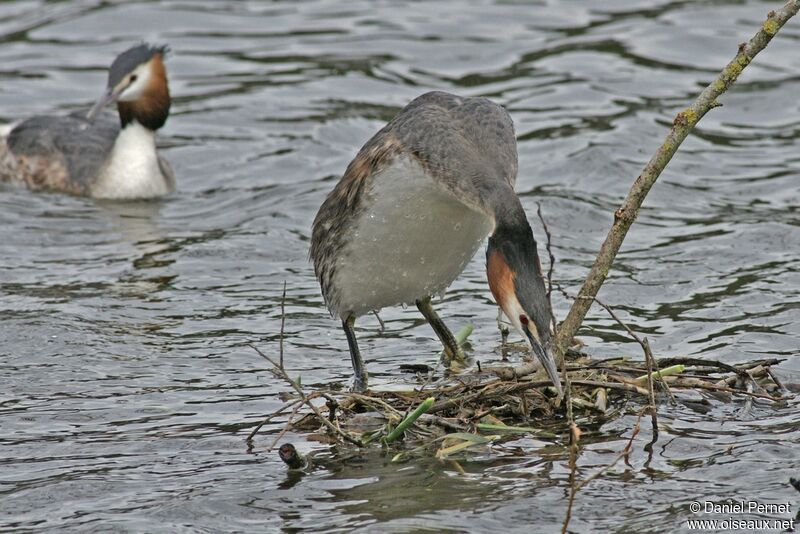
top-left (87, 43), bottom-right (171, 130)
top-left (487, 221), bottom-right (563, 396)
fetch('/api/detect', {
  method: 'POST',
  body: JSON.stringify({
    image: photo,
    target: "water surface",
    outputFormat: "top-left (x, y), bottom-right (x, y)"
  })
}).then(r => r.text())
top-left (1, 1), bottom-right (798, 532)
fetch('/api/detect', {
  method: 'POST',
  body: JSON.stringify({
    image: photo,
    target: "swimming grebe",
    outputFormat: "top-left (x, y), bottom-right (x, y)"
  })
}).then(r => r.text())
top-left (0, 43), bottom-right (174, 199)
top-left (310, 91), bottom-right (562, 394)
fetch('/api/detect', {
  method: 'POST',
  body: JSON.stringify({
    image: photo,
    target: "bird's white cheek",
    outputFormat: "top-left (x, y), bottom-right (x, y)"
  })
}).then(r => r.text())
top-left (501, 295), bottom-right (529, 343)
top-left (118, 68), bottom-right (152, 102)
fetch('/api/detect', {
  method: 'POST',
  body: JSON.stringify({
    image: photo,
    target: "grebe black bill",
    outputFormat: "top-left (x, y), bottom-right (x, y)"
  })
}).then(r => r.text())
top-left (310, 91), bottom-right (562, 395)
top-left (0, 43), bottom-right (174, 199)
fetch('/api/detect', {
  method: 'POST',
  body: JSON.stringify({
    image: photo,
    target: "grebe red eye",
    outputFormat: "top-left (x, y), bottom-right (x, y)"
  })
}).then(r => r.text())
top-left (519, 315), bottom-right (529, 325)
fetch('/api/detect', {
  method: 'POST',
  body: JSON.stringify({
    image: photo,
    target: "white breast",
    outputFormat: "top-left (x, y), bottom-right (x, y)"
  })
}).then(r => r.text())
top-left (91, 122), bottom-right (172, 199)
top-left (332, 155), bottom-right (493, 317)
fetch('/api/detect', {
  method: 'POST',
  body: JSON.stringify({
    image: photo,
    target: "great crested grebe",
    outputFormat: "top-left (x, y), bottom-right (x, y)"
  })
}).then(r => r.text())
top-left (311, 91), bottom-right (562, 394)
top-left (0, 43), bottom-right (174, 199)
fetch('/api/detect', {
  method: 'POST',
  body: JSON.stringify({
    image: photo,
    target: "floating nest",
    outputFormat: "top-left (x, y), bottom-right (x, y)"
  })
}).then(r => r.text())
top-left (249, 339), bottom-right (791, 467)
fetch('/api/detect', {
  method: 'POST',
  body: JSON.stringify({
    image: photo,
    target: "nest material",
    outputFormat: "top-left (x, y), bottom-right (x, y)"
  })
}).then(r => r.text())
top-left (256, 349), bottom-right (790, 465)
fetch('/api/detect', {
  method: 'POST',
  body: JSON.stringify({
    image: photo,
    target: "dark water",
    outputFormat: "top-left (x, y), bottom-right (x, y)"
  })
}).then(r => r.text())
top-left (1, 1), bottom-right (799, 532)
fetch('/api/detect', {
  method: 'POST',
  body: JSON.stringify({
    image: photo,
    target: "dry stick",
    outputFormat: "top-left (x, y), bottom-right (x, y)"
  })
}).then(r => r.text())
top-left (588, 296), bottom-right (665, 406)
top-left (571, 379), bottom-right (649, 396)
top-left (537, 207), bottom-right (581, 534)
top-left (668, 380), bottom-right (782, 401)
top-left (552, 281), bottom-right (676, 405)
top-left (537, 204), bottom-right (556, 304)
top-left (559, 7), bottom-right (799, 526)
top-left (715, 365), bottom-right (768, 388)
top-left (279, 281), bottom-right (287, 371)
top-left (658, 356), bottom-right (748, 379)
top-left (342, 392), bottom-right (405, 418)
top-left (642, 338), bottom-right (658, 438)
top-left (659, 356), bottom-right (768, 399)
top-left (318, 392), bottom-right (340, 422)
top-left (535, 205), bottom-right (572, 412)
top-left (246, 282), bottom-right (290, 442)
top-left (246, 398), bottom-right (304, 442)
top-left (249, 344), bottom-right (364, 447)
top-left (767, 367), bottom-right (787, 392)
top-left (268, 397), bottom-right (307, 452)
top-left (658, 356), bottom-right (766, 396)
top-left (372, 310), bottom-right (386, 333)
top-left (577, 293), bottom-right (659, 432)
top-left (554, 2), bottom-right (800, 361)
top-left (537, 205), bottom-right (579, 534)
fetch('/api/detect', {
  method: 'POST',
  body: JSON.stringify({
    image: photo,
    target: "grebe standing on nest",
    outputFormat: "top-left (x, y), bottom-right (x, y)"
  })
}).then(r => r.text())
top-left (0, 43), bottom-right (174, 199)
top-left (310, 91), bottom-right (562, 394)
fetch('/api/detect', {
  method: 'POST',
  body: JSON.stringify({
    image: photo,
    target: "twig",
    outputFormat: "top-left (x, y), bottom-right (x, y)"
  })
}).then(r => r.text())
top-left (249, 344), bottom-right (364, 447)
top-left (341, 392), bottom-right (405, 418)
top-left (571, 379), bottom-right (650, 396)
top-left (668, 380), bottom-right (784, 401)
top-left (715, 365), bottom-right (767, 388)
top-left (642, 338), bottom-right (659, 438)
top-left (586, 295), bottom-right (674, 404)
top-left (658, 356), bottom-right (767, 398)
top-left (538, 202), bottom-right (581, 534)
top-left (268, 398), bottom-right (307, 452)
top-left (536, 203), bottom-right (556, 305)
top-left (658, 356), bottom-right (748, 378)
top-left (372, 310), bottom-right (386, 333)
top-left (246, 398), bottom-right (304, 442)
top-left (279, 281), bottom-right (286, 371)
top-left (535, 205), bottom-right (571, 421)
top-left (552, 281), bottom-right (677, 404)
top-left (555, 1), bottom-right (800, 358)
top-left (766, 367), bottom-right (786, 392)
top-left (418, 413), bottom-right (468, 432)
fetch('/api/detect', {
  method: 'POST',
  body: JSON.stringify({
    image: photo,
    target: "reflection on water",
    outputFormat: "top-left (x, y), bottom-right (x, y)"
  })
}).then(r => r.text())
top-left (1, 0), bottom-right (798, 531)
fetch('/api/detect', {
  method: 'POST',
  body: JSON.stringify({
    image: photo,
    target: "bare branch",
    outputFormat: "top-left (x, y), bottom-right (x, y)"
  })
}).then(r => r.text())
top-left (279, 281), bottom-right (287, 371)
top-left (249, 343), bottom-right (364, 447)
top-left (555, 2), bottom-right (800, 357)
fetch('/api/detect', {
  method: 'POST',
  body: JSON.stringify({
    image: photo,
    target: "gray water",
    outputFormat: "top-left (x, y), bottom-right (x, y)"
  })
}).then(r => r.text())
top-left (1, 1), bottom-right (799, 532)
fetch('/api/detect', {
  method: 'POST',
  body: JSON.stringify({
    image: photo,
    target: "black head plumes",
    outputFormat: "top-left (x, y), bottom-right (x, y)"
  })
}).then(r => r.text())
top-left (87, 42), bottom-right (171, 130)
top-left (107, 43), bottom-right (169, 89)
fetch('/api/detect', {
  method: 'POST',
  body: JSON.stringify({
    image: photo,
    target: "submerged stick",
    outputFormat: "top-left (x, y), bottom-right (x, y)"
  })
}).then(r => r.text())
top-left (555, 1), bottom-right (800, 359)
top-left (562, 414), bottom-right (642, 533)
